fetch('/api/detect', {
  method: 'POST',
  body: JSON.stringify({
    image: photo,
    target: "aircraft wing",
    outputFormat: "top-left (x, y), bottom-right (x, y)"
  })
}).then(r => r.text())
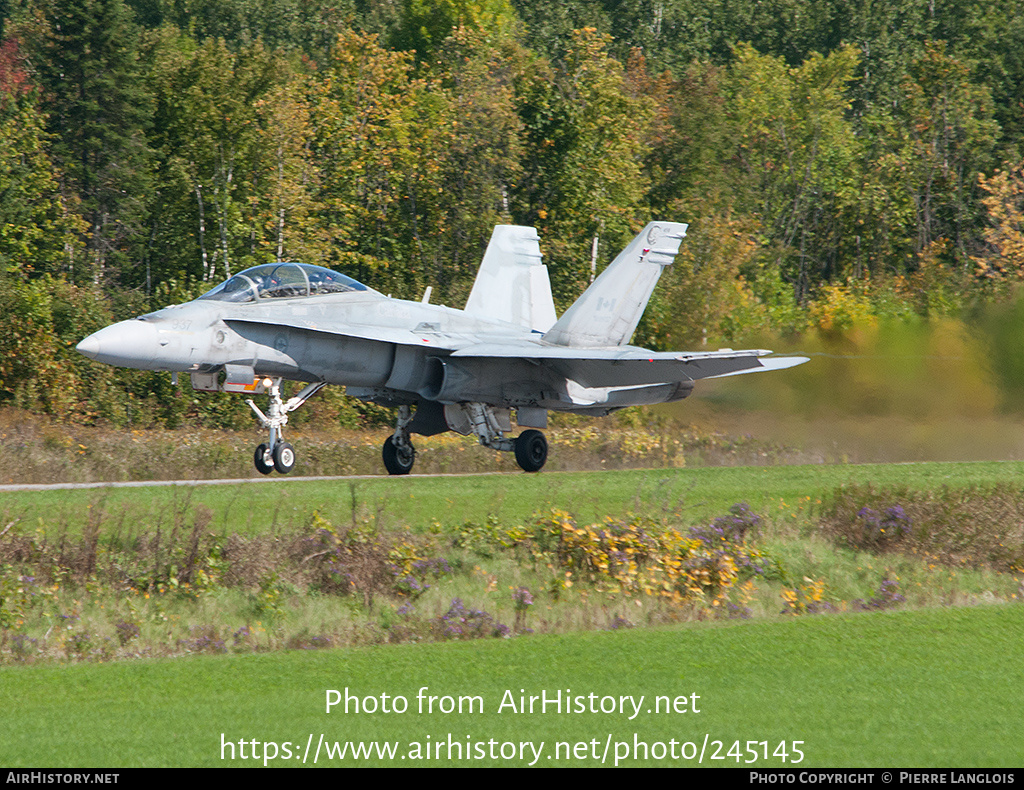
top-left (224, 317), bottom-right (473, 351)
top-left (450, 343), bottom-right (809, 388)
top-left (224, 317), bottom-right (808, 387)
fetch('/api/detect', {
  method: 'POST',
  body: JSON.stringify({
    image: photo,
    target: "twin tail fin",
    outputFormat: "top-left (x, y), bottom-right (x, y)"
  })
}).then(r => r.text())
top-left (543, 222), bottom-right (688, 347)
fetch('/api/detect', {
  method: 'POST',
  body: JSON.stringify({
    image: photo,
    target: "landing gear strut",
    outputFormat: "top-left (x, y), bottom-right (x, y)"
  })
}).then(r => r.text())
top-left (460, 402), bottom-right (548, 473)
top-left (379, 402), bottom-right (549, 475)
top-left (247, 378), bottom-right (325, 474)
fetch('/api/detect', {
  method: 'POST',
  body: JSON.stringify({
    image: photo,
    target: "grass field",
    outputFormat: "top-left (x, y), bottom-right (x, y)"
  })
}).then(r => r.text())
top-left (1, 603), bottom-right (1021, 767)
top-left (7, 461), bottom-right (1024, 536)
top-left (2, 461), bottom-right (1024, 768)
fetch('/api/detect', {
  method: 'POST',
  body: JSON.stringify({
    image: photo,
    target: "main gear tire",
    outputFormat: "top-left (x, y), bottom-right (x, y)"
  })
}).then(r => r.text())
top-left (514, 429), bottom-right (548, 472)
top-left (382, 435), bottom-right (415, 475)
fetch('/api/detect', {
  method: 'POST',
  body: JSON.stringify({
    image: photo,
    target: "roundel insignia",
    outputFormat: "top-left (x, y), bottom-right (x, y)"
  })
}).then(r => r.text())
top-left (647, 225), bottom-right (662, 245)
top-left (274, 334), bottom-right (289, 354)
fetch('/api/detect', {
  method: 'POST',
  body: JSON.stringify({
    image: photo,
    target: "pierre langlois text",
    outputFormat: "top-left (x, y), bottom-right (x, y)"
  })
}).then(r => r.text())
top-left (326, 687), bottom-right (701, 721)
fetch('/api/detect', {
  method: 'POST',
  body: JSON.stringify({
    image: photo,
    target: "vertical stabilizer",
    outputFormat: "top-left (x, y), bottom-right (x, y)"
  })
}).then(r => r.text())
top-left (543, 222), bottom-right (688, 347)
top-left (464, 225), bottom-right (557, 332)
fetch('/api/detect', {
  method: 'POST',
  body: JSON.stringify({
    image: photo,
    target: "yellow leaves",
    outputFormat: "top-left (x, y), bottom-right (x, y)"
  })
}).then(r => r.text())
top-left (782, 577), bottom-right (829, 615)
top-left (808, 278), bottom-right (877, 334)
top-left (386, 538), bottom-right (423, 576)
top-left (540, 510), bottom-right (744, 609)
top-left (973, 162), bottom-right (1024, 281)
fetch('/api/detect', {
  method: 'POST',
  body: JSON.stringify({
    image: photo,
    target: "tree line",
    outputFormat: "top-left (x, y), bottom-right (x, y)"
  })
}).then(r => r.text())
top-left (2, 0), bottom-right (1024, 426)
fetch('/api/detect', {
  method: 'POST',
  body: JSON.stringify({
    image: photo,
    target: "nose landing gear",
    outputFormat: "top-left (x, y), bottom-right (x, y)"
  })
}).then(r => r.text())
top-left (247, 378), bottom-right (325, 474)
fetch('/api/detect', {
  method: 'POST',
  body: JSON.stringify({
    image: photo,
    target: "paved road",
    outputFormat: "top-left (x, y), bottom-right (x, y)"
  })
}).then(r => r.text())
top-left (0, 471), bottom-right (505, 492)
top-left (0, 475), bottom-right (380, 492)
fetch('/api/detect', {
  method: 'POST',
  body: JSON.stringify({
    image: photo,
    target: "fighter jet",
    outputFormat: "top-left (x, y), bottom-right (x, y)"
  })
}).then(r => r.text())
top-left (76, 222), bottom-right (807, 475)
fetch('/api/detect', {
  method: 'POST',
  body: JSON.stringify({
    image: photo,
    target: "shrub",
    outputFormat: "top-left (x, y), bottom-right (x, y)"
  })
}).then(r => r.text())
top-left (820, 484), bottom-right (1024, 572)
top-left (853, 578), bottom-right (906, 611)
top-left (531, 504), bottom-right (773, 607)
top-left (432, 599), bottom-right (510, 641)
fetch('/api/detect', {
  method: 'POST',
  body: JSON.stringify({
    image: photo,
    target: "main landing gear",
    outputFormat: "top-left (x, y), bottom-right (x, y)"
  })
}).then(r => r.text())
top-left (247, 378), bottom-right (326, 474)
top-left (382, 405), bottom-right (416, 475)
top-left (461, 402), bottom-right (549, 473)
top-left (381, 402), bottom-right (548, 475)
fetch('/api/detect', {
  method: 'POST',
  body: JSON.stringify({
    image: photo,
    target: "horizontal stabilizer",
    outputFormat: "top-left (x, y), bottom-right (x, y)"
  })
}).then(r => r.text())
top-left (452, 342), bottom-right (806, 388)
top-left (706, 355), bottom-right (810, 378)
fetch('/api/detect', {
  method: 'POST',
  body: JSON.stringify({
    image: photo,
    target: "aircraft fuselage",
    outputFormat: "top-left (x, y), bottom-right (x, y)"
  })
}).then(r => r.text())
top-left (78, 292), bottom-right (654, 412)
top-left (76, 226), bottom-right (807, 475)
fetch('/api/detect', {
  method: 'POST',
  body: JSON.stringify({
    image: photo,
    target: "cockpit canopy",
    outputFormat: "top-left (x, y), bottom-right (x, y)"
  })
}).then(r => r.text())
top-left (197, 263), bottom-right (372, 303)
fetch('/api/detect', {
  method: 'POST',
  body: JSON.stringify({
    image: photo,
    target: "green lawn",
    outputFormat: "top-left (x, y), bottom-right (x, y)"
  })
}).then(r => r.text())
top-left (2, 604), bottom-right (1021, 767)
top-left (6, 460), bottom-right (1024, 537)
top-left (4, 462), bottom-right (1024, 768)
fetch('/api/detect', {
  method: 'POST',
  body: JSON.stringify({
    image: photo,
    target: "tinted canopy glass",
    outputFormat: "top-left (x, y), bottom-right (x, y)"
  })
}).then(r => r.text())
top-left (197, 263), bottom-right (371, 303)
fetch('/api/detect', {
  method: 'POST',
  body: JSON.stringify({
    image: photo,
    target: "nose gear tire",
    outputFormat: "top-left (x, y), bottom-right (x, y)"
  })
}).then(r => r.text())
top-left (254, 443), bottom-right (274, 475)
top-left (273, 442), bottom-right (296, 474)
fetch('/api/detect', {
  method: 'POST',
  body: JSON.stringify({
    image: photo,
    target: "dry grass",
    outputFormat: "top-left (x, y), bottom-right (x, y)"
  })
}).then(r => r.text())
top-left (0, 407), bottom-right (798, 484)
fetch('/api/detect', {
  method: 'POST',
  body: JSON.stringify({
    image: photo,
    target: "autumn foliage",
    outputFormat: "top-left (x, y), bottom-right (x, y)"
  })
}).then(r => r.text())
top-left (1, 0), bottom-right (1023, 423)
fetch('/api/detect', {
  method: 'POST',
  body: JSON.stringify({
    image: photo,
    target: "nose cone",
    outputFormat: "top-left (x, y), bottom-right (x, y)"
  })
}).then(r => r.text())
top-left (76, 320), bottom-right (161, 369)
top-left (75, 334), bottom-right (101, 359)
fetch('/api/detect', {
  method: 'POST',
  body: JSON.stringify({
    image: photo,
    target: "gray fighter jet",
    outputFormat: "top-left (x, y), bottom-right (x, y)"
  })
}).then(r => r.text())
top-left (77, 222), bottom-right (807, 475)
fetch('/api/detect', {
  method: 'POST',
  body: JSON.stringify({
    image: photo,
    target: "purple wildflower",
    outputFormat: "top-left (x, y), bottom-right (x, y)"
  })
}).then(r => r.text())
top-left (511, 586), bottom-right (534, 611)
